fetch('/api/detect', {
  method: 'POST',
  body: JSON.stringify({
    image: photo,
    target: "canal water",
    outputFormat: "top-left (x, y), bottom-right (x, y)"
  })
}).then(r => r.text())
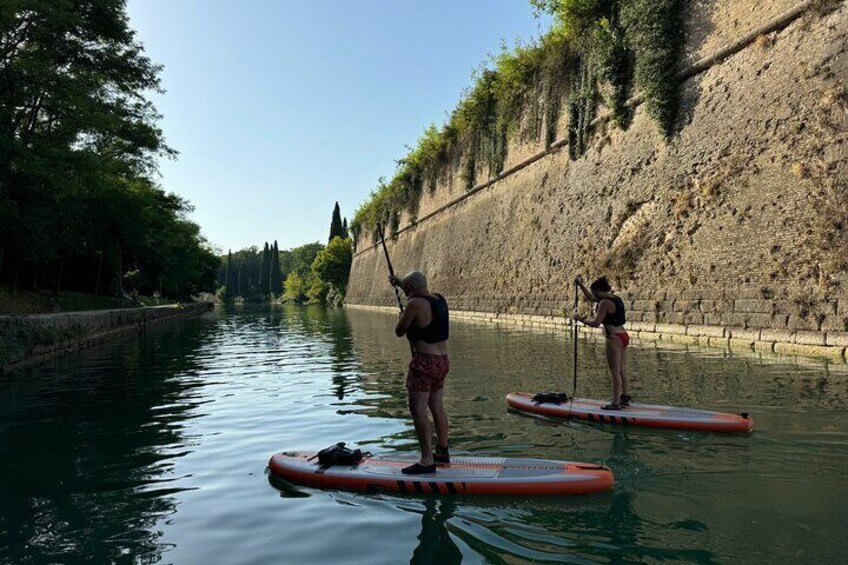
top-left (1, 305), bottom-right (845, 564)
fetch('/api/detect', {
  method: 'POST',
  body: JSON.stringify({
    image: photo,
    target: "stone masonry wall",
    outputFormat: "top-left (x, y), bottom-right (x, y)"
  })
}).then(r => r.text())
top-left (346, 1), bottom-right (848, 361)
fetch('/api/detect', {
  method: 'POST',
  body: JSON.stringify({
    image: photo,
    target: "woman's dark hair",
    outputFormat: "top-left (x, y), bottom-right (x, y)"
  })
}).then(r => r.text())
top-left (589, 276), bottom-right (611, 293)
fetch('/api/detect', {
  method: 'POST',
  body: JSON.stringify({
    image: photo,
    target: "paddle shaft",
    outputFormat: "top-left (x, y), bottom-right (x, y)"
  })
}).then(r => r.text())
top-left (377, 224), bottom-right (404, 313)
top-left (573, 280), bottom-right (578, 393)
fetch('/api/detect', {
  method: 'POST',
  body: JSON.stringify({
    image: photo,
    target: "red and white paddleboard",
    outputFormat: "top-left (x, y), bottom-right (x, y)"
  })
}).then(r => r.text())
top-left (268, 451), bottom-right (614, 496)
top-left (507, 392), bottom-right (754, 433)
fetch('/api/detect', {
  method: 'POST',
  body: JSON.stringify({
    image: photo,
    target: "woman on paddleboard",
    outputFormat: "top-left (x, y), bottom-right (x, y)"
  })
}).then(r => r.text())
top-left (574, 276), bottom-right (632, 410)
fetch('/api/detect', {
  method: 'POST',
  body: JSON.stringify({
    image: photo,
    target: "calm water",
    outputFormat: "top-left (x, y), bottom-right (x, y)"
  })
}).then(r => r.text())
top-left (1, 305), bottom-right (846, 564)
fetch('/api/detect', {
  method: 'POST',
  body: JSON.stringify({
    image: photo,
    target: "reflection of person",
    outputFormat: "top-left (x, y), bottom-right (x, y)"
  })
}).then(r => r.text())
top-left (574, 276), bottom-right (631, 410)
top-left (411, 497), bottom-right (462, 564)
top-left (390, 270), bottom-right (450, 474)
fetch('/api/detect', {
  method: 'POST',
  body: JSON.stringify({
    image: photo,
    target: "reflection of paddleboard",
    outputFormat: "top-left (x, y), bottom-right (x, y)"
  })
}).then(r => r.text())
top-left (507, 392), bottom-right (754, 433)
top-left (268, 451), bottom-right (614, 496)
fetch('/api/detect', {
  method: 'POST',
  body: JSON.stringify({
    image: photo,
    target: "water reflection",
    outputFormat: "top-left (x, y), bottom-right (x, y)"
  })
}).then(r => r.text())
top-left (408, 497), bottom-right (462, 565)
top-left (2, 305), bottom-right (846, 564)
top-left (0, 314), bottom-right (219, 564)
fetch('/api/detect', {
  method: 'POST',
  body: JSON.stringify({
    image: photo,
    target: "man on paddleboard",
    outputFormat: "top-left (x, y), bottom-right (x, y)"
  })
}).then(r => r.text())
top-left (574, 275), bottom-right (632, 411)
top-left (390, 270), bottom-right (451, 474)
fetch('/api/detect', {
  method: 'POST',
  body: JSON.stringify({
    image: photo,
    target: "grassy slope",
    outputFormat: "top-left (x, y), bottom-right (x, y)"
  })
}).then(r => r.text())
top-left (0, 286), bottom-right (173, 315)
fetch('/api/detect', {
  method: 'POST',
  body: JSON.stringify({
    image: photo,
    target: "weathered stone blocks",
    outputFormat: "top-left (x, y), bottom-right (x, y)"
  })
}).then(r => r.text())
top-left (774, 342), bottom-right (845, 360)
top-left (687, 325), bottom-right (726, 338)
top-left (734, 299), bottom-right (774, 313)
top-left (825, 332), bottom-right (848, 348)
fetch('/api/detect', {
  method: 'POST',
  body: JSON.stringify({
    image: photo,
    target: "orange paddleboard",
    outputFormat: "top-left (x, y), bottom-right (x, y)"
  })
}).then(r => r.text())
top-left (507, 392), bottom-right (754, 433)
top-left (268, 451), bottom-right (613, 496)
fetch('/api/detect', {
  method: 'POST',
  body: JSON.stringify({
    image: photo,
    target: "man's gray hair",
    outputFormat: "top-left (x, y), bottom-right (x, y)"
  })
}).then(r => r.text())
top-left (402, 270), bottom-right (427, 289)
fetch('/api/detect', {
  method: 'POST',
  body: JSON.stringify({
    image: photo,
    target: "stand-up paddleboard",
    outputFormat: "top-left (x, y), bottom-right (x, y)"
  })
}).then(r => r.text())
top-left (268, 451), bottom-right (614, 495)
top-left (507, 392), bottom-right (754, 433)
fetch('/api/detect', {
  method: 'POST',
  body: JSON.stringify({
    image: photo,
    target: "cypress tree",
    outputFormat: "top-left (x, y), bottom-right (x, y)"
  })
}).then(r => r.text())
top-left (224, 250), bottom-right (232, 298)
top-left (237, 261), bottom-right (243, 297)
top-left (271, 241), bottom-right (282, 296)
top-left (259, 242), bottom-right (270, 297)
top-left (329, 202), bottom-right (344, 242)
top-left (342, 218), bottom-right (349, 239)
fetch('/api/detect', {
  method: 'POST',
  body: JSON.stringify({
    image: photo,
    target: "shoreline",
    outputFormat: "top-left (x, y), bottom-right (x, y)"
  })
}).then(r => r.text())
top-left (0, 303), bottom-right (213, 374)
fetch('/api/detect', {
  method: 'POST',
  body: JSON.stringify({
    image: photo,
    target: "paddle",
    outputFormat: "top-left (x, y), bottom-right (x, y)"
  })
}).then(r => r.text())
top-left (572, 277), bottom-right (578, 393)
top-left (377, 223), bottom-right (413, 356)
top-left (569, 276), bottom-right (579, 420)
top-left (377, 223), bottom-right (404, 313)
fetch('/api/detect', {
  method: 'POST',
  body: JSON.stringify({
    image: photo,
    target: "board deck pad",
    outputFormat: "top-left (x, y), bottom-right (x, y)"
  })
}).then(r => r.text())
top-left (507, 392), bottom-right (754, 433)
top-left (268, 451), bottom-right (614, 496)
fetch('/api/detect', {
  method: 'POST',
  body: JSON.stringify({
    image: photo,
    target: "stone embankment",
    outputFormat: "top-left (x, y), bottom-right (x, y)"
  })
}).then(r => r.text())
top-left (0, 303), bottom-right (212, 373)
top-left (347, 304), bottom-right (847, 361)
top-left (346, 1), bottom-right (848, 362)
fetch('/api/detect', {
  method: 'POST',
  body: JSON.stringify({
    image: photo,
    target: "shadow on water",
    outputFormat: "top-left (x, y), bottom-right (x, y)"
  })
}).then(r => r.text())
top-left (0, 314), bottom-right (219, 564)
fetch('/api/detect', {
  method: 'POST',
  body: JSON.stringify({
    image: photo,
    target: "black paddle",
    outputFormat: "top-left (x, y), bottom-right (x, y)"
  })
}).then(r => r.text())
top-left (377, 223), bottom-right (413, 356)
top-left (377, 223), bottom-right (404, 313)
top-left (573, 277), bottom-right (578, 392)
top-left (569, 276), bottom-right (579, 420)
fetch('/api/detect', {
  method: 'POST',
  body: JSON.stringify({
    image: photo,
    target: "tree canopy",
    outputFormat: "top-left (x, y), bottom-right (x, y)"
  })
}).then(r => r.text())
top-left (0, 0), bottom-right (218, 299)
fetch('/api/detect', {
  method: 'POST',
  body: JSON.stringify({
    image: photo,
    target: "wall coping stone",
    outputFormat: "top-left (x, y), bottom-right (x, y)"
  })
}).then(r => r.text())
top-left (728, 328), bottom-right (762, 342)
top-left (825, 332), bottom-right (848, 348)
top-left (774, 342), bottom-right (846, 360)
top-left (686, 325), bottom-right (726, 338)
top-left (655, 323), bottom-right (686, 335)
top-left (795, 330), bottom-right (827, 346)
top-left (760, 329), bottom-right (797, 344)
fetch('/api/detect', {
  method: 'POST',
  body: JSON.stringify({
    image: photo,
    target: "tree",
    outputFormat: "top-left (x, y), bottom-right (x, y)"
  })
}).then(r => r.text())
top-left (329, 202), bottom-right (344, 242)
top-left (0, 1), bottom-right (220, 300)
top-left (223, 249), bottom-right (233, 300)
top-left (305, 273), bottom-right (330, 304)
top-left (259, 242), bottom-right (270, 297)
top-left (270, 240), bottom-right (282, 296)
top-left (311, 237), bottom-right (353, 296)
top-left (283, 271), bottom-right (307, 303)
top-left (342, 218), bottom-right (349, 239)
top-left (279, 242), bottom-right (324, 282)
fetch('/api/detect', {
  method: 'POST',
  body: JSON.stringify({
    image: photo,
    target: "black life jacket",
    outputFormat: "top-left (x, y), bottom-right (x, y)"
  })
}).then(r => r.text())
top-left (406, 293), bottom-right (449, 344)
top-left (601, 295), bottom-right (626, 326)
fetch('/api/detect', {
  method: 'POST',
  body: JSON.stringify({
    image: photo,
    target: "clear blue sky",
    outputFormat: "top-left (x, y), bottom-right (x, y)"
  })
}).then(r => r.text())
top-left (126, 1), bottom-right (551, 253)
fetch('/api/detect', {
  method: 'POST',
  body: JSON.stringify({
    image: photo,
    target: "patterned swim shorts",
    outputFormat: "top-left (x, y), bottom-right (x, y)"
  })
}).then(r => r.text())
top-left (406, 352), bottom-right (450, 393)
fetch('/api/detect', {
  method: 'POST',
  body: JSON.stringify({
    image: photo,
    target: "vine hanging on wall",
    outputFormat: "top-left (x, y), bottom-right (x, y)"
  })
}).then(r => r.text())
top-left (351, 0), bottom-right (686, 245)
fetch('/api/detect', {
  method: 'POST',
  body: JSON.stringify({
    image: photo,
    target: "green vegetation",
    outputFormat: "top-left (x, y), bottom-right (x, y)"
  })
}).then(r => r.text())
top-left (270, 241), bottom-right (282, 296)
top-left (329, 202), bottom-right (347, 242)
top-left (310, 237), bottom-right (353, 306)
top-left (620, 0), bottom-right (685, 137)
top-left (222, 205), bottom-right (353, 306)
top-left (351, 0), bottom-right (685, 243)
top-left (220, 238), bottom-right (353, 307)
top-left (0, 1), bottom-right (219, 304)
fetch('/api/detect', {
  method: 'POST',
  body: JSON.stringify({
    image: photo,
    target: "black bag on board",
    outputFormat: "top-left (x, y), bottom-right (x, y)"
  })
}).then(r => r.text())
top-left (532, 392), bottom-right (570, 404)
top-left (315, 442), bottom-right (366, 466)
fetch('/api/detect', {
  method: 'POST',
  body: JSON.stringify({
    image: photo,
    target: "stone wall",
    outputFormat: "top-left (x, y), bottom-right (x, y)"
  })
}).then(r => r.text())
top-left (346, 1), bottom-right (848, 361)
top-left (0, 303), bottom-right (212, 373)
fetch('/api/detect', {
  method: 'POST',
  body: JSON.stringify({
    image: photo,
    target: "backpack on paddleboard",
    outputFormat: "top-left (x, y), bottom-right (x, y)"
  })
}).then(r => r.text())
top-left (314, 443), bottom-right (367, 466)
top-left (532, 392), bottom-right (570, 405)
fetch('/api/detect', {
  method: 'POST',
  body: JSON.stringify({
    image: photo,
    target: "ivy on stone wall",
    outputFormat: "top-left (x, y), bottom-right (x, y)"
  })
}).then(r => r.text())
top-left (351, 0), bottom-right (685, 244)
top-left (621, 0), bottom-right (685, 138)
